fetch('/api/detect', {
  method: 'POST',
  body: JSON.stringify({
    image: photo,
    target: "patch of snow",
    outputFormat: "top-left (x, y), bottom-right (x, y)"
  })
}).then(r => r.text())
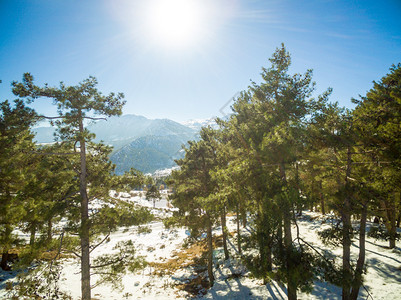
top-left (180, 118), bottom-right (217, 130)
top-left (2, 208), bottom-right (401, 299)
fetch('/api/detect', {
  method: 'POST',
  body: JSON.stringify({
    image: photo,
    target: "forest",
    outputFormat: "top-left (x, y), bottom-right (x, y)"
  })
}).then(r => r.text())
top-left (1, 45), bottom-right (400, 300)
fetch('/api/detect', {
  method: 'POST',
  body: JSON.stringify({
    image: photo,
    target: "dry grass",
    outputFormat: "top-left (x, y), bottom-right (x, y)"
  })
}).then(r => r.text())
top-left (150, 233), bottom-right (234, 297)
top-left (3, 247), bottom-right (73, 264)
top-left (149, 240), bottom-right (207, 276)
top-left (175, 274), bottom-right (210, 296)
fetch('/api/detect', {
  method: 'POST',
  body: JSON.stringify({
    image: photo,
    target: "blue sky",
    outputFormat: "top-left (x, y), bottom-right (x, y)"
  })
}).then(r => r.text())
top-left (1, 0), bottom-right (400, 122)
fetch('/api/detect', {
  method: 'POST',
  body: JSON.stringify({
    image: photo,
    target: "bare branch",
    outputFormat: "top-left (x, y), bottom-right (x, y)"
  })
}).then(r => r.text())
top-left (28, 151), bottom-right (79, 156)
top-left (36, 115), bottom-right (64, 120)
top-left (89, 233), bottom-right (111, 254)
top-left (49, 230), bottom-right (64, 272)
top-left (83, 116), bottom-right (107, 121)
top-left (91, 256), bottom-right (125, 269)
top-left (66, 249), bottom-right (82, 258)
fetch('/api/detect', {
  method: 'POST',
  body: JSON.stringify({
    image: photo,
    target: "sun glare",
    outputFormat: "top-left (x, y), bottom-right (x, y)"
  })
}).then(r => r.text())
top-left (109, 0), bottom-right (239, 53)
top-left (141, 0), bottom-right (211, 50)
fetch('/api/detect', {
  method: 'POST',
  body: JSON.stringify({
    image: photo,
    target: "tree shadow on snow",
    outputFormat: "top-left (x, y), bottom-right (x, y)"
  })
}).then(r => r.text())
top-left (208, 264), bottom-right (292, 299)
top-left (0, 269), bottom-right (18, 295)
top-left (365, 256), bottom-right (401, 283)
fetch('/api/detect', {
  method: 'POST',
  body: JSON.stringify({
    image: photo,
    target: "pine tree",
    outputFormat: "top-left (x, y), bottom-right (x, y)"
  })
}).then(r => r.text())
top-left (352, 63), bottom-right (401, 249)
top-left (146, 184), bottom-right (161, 208)
top-left (0, 99), bottom-right (36, 270)
top-left (12, 74), bottom-right (125, 300)
top-left (225, 44), bottom-right (327, 298)
top-left (169, 127), bottom-right (221, 286)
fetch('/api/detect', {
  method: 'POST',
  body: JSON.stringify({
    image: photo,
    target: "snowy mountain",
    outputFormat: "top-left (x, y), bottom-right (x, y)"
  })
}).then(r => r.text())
top-left (32, 115), bottom-right (198, 174)
top-left (180, 118), bottom-right (217, 131)
top-left (111, 135), bottom-right (190, 175)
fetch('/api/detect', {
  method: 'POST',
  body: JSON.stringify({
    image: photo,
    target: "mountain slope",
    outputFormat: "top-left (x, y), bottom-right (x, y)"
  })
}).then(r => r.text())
top-left (111, 135), bottom-right (187, 174)
top-left (32, 114), bottom-right (198, 174)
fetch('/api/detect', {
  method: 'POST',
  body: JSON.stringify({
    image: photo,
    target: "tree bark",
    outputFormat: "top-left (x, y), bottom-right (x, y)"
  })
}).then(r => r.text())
top-left (381, 198), bottom-right (397, 249)
top-left (79, 114), bottom-right (91, 300)
top-left (240, 202), bottom-right (247, 228)
top-left (236, 202), bottom-right (242, 255)
top-left (280, 162), bottom-right (297, 300)
top-left (350, 203), bottom-right (367, 300)
top-left (47, 218), bottom-right (53, 243)
top-left (29, 222), bottom-right (36, 246)
top-left (221, 207), bottom-right (229, 260)
top-left (206, 213), bottom-right (214, 286)
top-left (342, 146), bottom-right (352, 300)
top-left (0, 225), bottom-right (12, 271)
top-left (319, 181), bottom-right (325, 215)
top-left (295, 162), bottom-right (302, 216)
top-left (284, 206), bottom-right (296, 300)
top-left (388, 195), bottom-right (397, 249)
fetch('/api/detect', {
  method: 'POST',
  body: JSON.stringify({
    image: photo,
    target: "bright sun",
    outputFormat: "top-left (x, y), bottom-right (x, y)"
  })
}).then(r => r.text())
top-left (140, 0), bottom-right (211, 49)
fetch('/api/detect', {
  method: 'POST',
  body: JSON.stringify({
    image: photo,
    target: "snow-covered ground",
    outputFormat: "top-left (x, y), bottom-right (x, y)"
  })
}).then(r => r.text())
top-left (1, 194), bottom-right (400, 299)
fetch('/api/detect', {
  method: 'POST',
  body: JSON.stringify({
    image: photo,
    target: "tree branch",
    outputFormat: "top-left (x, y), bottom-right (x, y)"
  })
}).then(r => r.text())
top-left (83, 116), bottom-right (107, 121)
top-left (89, 233), bottom-right (111, 254)
top-left (36, 115), bottom-right (64, 120)
top-left (49, 230), bottom-right (64, 272)
top-left (28, 151), bottom-right (79, 156)
top-left (65, 249), bottom-right (81, 258)
top-left (91, 256), bottom-right (126, 269)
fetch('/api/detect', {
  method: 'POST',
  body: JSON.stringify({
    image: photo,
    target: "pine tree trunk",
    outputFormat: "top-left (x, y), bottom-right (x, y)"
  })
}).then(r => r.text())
top-left (1, 252), bottom-right (10, 271)
top-left (240, 203), bottom-right (247, 227)
top-left (79, 115), bottom-right (91, 300)
top-left (47, 218), bottom-right (52, 243)
top-left (284, 207), bottom-right (296, 300)
top-left (257, 212), bottom-right (273, 277)
top-left (29, 222), bottom-right (36, 246)
top-left (388, 215), bottom-right (396, 249)
top-left (236, 202), bottom-right (242, 255)
top-left (388, 196), bottom-right (397, 249)
top-left (350, 203), bottom-right (367, 300)
top-left (277, 216), bottom-right (283, 254)
top-left (206, 213), bottom-right (214, 286)
top-left (221, 207), bottom-right (229, 260)
top-left (295, 162), bottom-right (302, 216)
top-left (342, 146), bottom-right (352, 300)
top-left (280, 162), bottom-right (297, 300)
top-left (0, 225), bottom-right (12, 271)
top-left (257, 217), bottom-right (266, 279)
top-left (381, 198), bottom-right (397, 249)
top-left (319, 181), bottom-right (325, 215)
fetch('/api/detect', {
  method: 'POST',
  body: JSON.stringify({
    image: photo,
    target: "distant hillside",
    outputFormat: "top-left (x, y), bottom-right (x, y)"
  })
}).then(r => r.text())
top-left (33, 114), bottom-right (198, 174)
top-left (90, 115), bottom-right (196, 150)
top-left (34, 114), bottom-right (196, 147)
top-left (33, 126), bottom-right (55, 143)
top-left (111, 135), bottom-right (188, 174)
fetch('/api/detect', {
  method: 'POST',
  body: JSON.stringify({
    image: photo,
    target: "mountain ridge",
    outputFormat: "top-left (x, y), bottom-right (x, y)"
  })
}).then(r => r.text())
top-left (33, 114), bottom-right (199, 174)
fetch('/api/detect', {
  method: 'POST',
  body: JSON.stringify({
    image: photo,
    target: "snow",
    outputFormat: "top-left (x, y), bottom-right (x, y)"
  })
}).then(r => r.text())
top-left (180, 118), bottom-right (217, 130)
top-left (1, 197), bottom-right (401, 299)
top-left (58, 221), bottom-right (189, 300)
top-left (151, 167), bottom-right (180, 178)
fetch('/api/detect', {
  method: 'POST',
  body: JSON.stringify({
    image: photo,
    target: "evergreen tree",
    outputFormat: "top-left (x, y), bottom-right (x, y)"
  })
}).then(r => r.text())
top-left (12, 74), bottom-right (125, 300)
top-left (226, 44), bottom-right (327, 298)
top-left (0, 99), bottom-right (36, 270)
top-left (169, 127), bottom-right (221, 286)
top-left (352, 63), bottom-right (401, 249)
top-left (146, 184), bottom-right (161, 208)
